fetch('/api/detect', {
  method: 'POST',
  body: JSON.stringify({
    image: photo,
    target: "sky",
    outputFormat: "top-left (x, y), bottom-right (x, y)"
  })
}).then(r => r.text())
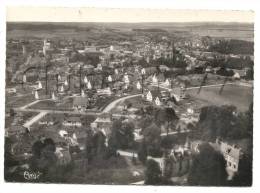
top-left (6, 7), bottom-right (254, 23)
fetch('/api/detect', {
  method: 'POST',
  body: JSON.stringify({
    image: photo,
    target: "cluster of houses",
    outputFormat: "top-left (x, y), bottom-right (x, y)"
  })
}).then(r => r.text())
top-left (147, 137), bottom-right (242, 182)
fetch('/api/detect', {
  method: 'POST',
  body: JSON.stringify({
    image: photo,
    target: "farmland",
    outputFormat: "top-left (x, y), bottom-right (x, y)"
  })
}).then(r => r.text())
top-left (186, 84), bottom-right (253, 112)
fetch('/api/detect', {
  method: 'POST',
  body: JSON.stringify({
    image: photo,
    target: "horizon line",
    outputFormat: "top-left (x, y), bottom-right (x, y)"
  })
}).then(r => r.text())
top-left (6, 7), bottom-right (254, 23)
top-left (6, 21), bottom-right (254, 24)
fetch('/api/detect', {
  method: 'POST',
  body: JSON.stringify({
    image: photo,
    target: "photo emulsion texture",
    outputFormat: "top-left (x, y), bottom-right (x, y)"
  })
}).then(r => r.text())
top-left (5, 9), bottom-right (253, 186)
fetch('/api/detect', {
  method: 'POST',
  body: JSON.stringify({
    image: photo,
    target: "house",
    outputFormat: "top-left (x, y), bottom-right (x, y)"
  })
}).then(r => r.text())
top-left (147, 148), bottom-right (192, 178)
top-left (63, 117), bottom-right (82, 127)
top-left (136, 81), bottom-right (141, 90)
top-left (159, 65), bottom-right (170, 72)
top-left (152, 74), bottom-right (158, 84)
top-left (160, 90), bottom-right (170, 101)
top-left (192, 139), bottom-right (241, 174)
top-left (190, 140), bottom-right (204, 154)
top-left (73, 97), bottom-right (89, 111)
top-left (38, 115), bottom-right (56, 126)
top-left (91, 113), bottom-right (112, 136)
top-left (145, 90), bottom-right (153, 102)
top-left (163, 79), bottom-right (171, 87)
top-left (97, 87), bottom-right (112, 96)
top-left (213, 138), bottom-right (241, 173)
top-left (147, 156), bottom-right (166, 176)
top-left (55, 147), bottom-right (72, 166)
top-left (145, 89), bottom-right (166, 106)
top-left (83, 64), bottom-right (94, 74)
top-left (170, 87), bottom-right (185, 101)
top-left (233, 72), bottom-right (241, 80)
top-left (5, 125), bottom-right (27, 137)
top-left (6, 88), bottom-right (16, 94)
top-left (155, 97), bottom-right (161, 106)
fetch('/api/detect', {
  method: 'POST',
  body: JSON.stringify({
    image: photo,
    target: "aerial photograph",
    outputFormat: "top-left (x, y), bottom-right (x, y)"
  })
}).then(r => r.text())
top-left (4, 8), bottom-right (254, 186)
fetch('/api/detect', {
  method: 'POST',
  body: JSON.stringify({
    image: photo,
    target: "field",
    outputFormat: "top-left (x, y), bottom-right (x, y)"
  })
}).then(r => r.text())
top-left (186, 84), bottom-right (253, 112)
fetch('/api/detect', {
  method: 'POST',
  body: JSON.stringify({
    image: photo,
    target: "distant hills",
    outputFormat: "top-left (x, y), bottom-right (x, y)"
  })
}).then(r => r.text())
top-left (6, 22), bottom-right (254, 42)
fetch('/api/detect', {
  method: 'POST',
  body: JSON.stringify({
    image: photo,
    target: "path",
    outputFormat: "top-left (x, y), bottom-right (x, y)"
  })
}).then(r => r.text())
top-left (23, 111), bottom-right (47, 128)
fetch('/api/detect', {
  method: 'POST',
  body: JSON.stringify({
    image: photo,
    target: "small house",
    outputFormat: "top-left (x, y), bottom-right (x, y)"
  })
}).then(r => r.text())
top-left (214, 139), bottom-right (241, 172)
top-left (63, 117), bottom-right (82, 127)
top-left (55, 147), bottom-right (72, 166)
top-left (73, 97), bottom-right (89, 111)
top-left (146, 91), bottom-right (153, 102)
top-left (91, 113), bottom-right (112, 136)
top-left (155, 97), bottom-right (161, 106)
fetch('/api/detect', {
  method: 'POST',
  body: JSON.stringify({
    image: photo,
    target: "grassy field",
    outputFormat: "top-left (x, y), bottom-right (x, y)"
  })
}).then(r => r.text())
top-left (186, 84), bottom-right (253, 112)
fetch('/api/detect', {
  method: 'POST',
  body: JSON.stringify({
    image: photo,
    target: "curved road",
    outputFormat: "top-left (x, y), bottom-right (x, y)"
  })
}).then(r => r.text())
top-left (102, 94), bottom-right (142, 113)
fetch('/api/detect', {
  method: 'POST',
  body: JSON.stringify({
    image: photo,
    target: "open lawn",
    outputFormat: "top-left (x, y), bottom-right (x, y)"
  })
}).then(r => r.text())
top-left (186, 84), bottom-right (253, 112)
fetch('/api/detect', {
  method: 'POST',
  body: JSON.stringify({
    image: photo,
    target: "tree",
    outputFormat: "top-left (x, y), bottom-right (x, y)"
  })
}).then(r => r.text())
top-left (188, 143), bottom-right (227, 186)
top-left (31, 139), bottom-right (45, 158)
top-left (216, 67), bottom-right (234, 77)
top-left (108, 119), bottom-right (135, 150)
top-left (145, 159), bottom-right (162, 185)
top-left (231, 153), bottom-right (252, 186)
top-left (246, 102), bottom-right (253, 139)
top-left (138, 115), bottom-right (154, 134)
top-left (29, 138), bottom-right (58, 182)
top-left (161, 136), bottom-right (175, 149)
top-left (198, 104), bottom-right (253, 141)
top-left (143, 123), bottom-right (162, 157)
top-left (198, 105), bottom-right (237, 141)
top-left (92, 131), bottom-right (106, 155)
top-left (124, 101), bottom-right (132, 110)
top-left (4, 137), bottom-right (20, 181)
top-left (155, 107), bottom-right (179, 135)
top-left (138, 140), bottom-right (148, 163)
top-left (85, 129), bottom-right (94, 162)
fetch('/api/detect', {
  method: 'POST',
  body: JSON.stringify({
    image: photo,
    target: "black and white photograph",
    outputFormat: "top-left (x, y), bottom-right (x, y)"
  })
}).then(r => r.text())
top-left (2, 5), bottom-right (255, 189)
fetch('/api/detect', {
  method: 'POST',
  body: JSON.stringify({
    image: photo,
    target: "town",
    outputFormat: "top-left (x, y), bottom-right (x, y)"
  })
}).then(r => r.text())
top-left (5, 22), bottom-right (253, 185)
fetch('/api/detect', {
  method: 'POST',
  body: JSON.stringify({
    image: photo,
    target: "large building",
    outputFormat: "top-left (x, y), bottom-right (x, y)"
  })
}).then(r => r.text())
top-left (43, 39), bottom-right (53, 56)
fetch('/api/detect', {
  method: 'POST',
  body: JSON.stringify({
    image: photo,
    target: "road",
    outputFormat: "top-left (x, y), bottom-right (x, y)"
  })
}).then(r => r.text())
top-left (135, 129), bottom-right (191, 142)
top-left (15, 94), bottom-right (143, 116)
top-left (102, 94), bottom-right (142, 113)
top-left (15, 107), bottom-right (101, 116)
top-left (15, 81), bottom-right (251, 128)
top-left (151, 81), bottom-right (253, 92)
top-left (23, 111), bottom-right (47, 128)
top-left (19, 99), bottom-right (51, 110)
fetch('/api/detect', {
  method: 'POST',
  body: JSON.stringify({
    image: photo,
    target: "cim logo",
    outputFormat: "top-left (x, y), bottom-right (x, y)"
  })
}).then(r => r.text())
top-left (24, 171), bottom-right (42, 181)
